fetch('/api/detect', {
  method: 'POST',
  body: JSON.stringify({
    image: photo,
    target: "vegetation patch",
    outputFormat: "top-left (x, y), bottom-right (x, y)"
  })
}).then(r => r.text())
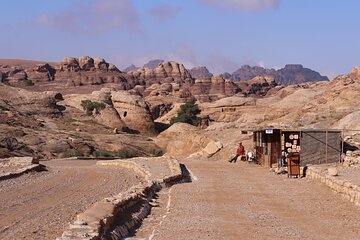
top-left (81, 100), bottom-right (106, 116)
top-left (93, 148), bottom-right (140, 158)
top-left (60, 149), bottom-right (84, 158)
top-left (170, 98), bottom-right (201, 126)
top-left (22, 79), bottom-right (34, 86)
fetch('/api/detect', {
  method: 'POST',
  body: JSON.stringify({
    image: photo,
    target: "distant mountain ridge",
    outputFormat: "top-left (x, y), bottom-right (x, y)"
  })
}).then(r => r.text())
top-left (223, 64), bottom-right (328, 85)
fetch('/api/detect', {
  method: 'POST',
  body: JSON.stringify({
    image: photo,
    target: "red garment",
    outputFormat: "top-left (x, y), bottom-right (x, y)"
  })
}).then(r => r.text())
top-left (237, 145), bottom-right (245, 155)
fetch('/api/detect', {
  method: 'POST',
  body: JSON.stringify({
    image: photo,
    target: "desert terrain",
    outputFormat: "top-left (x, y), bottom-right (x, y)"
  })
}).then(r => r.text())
top-left (1, 57), bottom-right (360, 240)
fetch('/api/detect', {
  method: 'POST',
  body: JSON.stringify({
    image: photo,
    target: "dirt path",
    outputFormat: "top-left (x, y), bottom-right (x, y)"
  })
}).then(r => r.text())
top-left (0, 159), bottom-right (139, 240)
top-left (132, 160), bottom-right (360, 240)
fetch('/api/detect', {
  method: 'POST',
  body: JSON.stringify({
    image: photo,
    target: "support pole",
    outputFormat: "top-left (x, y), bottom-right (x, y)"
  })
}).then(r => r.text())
top-left (341, 129), bottom-right (344, 154)
top-left (325, 130), bottom-right (328, 164)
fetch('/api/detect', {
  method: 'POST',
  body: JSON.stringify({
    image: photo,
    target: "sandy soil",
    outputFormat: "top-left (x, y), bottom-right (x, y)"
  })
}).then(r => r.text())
top-left (132, 160), bottom-right (360, 240)
top-left (338, 164), bottom-right (360, 185)
top-left (0, 159), bottom-right (140, 240)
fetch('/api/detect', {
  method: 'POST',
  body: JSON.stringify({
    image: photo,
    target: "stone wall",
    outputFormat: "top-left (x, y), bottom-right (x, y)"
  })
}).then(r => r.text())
top-left (306, 166), bottom-right (360, 206)
top-left (57, 156), bottom-right (183, 240)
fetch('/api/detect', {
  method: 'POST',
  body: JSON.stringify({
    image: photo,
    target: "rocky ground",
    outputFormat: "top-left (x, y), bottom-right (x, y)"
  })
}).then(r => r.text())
top-left (0, 159), bottom-right (140, 240)
top-left (131, 160), bottom-right (360, 240)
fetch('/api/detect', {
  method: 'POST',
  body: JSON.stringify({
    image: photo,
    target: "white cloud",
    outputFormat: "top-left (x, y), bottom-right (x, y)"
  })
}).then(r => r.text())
top-left (199, 0), bottom-right (280, 11)
top-left (36, 0), bottom-right (140, 34)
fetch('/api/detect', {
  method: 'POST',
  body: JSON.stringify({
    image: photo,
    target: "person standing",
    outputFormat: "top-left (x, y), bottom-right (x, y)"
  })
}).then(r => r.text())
top-left (229, 142), bottom-right (245, 163)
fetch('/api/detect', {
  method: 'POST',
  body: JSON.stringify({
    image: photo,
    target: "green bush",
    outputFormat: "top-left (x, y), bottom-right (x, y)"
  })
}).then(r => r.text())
top-left (93, 148), bottom-right (140, 158)
top-left (152, 149), bottom-right (164, 157)
top-left (81, 100), bottom-right (106, 116)
top-left (23, 79), bottom-right (34, 86)
top-left (170, 98), bottom-right (201, 126)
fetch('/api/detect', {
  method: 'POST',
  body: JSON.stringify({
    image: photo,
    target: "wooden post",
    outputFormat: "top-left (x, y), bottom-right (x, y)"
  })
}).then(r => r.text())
top-left (325, 130), bottom-right (328, 164)
top-left (341, 129), bottom-right (344, 155)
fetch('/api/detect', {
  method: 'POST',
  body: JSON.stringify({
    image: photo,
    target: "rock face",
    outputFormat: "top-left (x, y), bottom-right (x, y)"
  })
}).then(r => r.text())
top-left (192, 76), bottom-right (241, 101)
top-left (111, 91), bottom-right (156, 135)
top-left (0, 83), bottom-right (63, 115)
top-left (190, 66), bottom-right (213, 78)
top-left (25, 63), bottom-right (56, 82)
top-left (276, 64), bottom-right (329, 85)
top-left (230, 65), bottom-right (276, 82)
top-left (226, 64), bottom-right (328, 85)
top-left (55, 56), bottom-right (130, 88)
top-left (237, 76), bottom-right (277, 96)
top-left (127, 61), bottom-right (193, 87)
top-left (155, 123), bottom-right (212, 158)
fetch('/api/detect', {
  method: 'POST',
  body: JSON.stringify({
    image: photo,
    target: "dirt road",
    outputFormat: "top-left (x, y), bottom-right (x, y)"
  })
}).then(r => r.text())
top-left (133, 160), bottom-right (360, 240)
top-left (0, 159), bottom-right (139, 240)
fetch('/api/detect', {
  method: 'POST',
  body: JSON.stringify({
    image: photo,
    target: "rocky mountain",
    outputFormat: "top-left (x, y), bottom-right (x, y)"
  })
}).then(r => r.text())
top-left (225, 64), bottom-right (328, 85)
top-left (229, 65), bottom-right (276, 82)
top-left (143, 59), bottom-right (164, 69)
top-left (123, 64), bottom-right (139, 72)
top-left (276, 64), bottom-right (329, 85)
top-left (189, 66), bottom-right (213, 78)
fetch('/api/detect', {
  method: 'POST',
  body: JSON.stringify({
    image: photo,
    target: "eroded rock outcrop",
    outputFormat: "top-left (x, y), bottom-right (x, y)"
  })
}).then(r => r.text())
top-left (155, 123), bottom-right (212, 158)
top-left (0, 83), bottom-right (63, 115)
top-left (192, 76), bottom-right (241, 101)
top-left (25, 63), bottom-right (56, 82)
top-left (127, 61), bottom-right (193, 87)
top-left (111, 91), bottom-right (156, 135)
top-left (237, 76), bottom-right (277, 96)
top-left (55, 56), bottom-right (130, 88)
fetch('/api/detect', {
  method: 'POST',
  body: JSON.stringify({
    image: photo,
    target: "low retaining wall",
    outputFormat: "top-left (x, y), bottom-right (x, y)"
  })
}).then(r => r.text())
top-left (57, 156), bottom-right (183, 240)
top-left (0, 157), bottom-right (42, 180)
top-left (306, 166), bottom-right (360, 206)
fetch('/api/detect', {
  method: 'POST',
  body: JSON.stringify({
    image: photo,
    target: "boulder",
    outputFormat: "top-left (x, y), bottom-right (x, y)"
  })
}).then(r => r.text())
top-left (203, 141), bottom-right (223, 158)
top-left (111, 90), bottom-right (156, 135)
top-left (327, 167), bottom-right (338, 176)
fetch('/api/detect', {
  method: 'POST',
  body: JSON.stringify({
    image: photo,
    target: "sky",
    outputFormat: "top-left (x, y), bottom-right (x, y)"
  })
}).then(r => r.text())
top-left (0, 0), bottom-right (359, 79)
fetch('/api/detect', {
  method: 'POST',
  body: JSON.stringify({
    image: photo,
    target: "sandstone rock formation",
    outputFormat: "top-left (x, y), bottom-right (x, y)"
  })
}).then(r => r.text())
top-left (237, 76), bottom-right (277, 96)
top-left (0, 83), bottom-right (63, 115)
top-left (192, 76), bottom-right (241, 101)
top-left (189, 66), bottom-right (213, 78)
top-left (127, 61), bottom-right (193, 87)
top-left (61, 88), bottom-right (127, 130)
top-left (55, 56), bottom-right (130, 88)
top-left (25, 63), bottom-right (56, 82)
top-left (111, 90), bottom-right (156, 135)
top-left (155, 123), bottom-right (212, 158)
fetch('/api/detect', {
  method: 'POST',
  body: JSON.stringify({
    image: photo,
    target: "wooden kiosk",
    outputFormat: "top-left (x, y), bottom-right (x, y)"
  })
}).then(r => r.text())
top-left (252, 128), bottom-right (342, 177)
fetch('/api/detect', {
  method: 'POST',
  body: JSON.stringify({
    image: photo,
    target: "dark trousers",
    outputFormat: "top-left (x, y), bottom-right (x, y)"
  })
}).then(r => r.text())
top-left (229, 154), bottom-right (239, 163)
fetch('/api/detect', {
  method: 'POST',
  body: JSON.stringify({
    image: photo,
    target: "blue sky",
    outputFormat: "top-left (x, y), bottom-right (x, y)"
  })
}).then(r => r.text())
top-left (0, 0), bottom-right (359, 78)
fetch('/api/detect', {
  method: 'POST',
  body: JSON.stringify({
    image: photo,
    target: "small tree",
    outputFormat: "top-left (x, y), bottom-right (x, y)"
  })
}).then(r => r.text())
top-left (81, 100), bottom-right (106, 116)
top-left (170, 98), bottom-right (201, 126)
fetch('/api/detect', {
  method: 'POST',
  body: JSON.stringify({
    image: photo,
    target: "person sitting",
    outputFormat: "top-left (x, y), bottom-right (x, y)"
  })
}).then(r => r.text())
top-left (247, 149), bottom-right (255, 163)
top-left (229, 142), bottom-right (246, 163)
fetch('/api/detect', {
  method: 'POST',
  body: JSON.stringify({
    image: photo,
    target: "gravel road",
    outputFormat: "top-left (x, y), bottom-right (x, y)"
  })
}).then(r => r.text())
top-left (0, 159), bottom-right (139, 240)
top-left (132, 160), bottom-right (360, 240)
